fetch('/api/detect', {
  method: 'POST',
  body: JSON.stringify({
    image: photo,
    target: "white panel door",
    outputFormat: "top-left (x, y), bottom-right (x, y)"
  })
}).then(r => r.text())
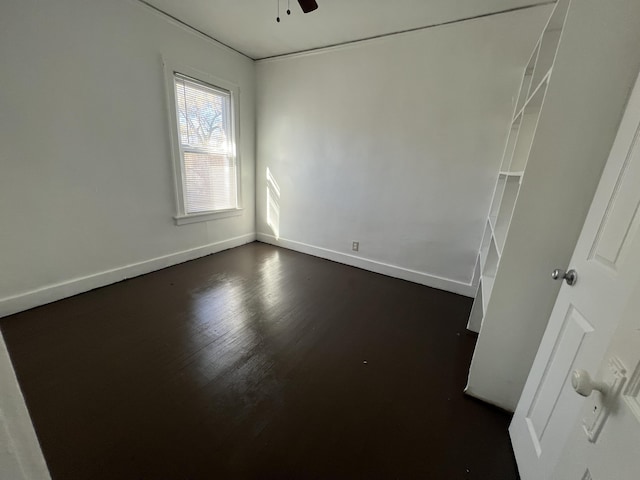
top-left (551, 272), bottom-right (640, 479)
top-left (509, 69), bottom-right (640, 480)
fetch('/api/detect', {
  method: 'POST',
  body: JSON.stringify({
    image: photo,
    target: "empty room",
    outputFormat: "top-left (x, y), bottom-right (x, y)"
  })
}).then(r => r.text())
top-left (2, 0), bottom-right (640, 478)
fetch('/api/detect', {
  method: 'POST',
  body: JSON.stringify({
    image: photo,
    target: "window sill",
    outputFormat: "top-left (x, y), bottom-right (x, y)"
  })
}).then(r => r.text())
top-left (174, 208), bottom-right (243, 226)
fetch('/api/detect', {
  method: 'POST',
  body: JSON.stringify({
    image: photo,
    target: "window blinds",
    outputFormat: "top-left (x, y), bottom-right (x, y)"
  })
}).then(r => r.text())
top-left (174, 74), bottom-right (237, 214)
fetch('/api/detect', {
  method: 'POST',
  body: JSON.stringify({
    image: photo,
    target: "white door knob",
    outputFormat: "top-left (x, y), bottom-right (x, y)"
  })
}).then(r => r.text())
top-left (571, 369), bottom-right (608, 397)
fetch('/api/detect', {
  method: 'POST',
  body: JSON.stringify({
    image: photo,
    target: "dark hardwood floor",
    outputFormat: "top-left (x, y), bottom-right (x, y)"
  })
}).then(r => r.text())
top-left (1, 242), bottom-right (519, 479)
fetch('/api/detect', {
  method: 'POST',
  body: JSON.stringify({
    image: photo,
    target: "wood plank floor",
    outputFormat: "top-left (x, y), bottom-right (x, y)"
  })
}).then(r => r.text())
top-left (1, 242), bottom-right (519, 479)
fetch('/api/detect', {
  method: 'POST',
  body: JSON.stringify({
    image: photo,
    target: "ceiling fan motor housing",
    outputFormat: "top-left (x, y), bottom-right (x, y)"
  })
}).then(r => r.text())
top-left (298, 0), bottom-right (318, 13)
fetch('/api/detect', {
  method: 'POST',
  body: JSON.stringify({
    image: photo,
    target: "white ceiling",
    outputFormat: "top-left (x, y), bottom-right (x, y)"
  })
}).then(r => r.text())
top-left (141, 0), bottom-right (553, 60)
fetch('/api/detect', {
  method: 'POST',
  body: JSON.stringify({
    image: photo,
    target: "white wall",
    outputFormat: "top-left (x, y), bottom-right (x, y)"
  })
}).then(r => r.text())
top-left (0, 0), bottom-right (256, 317)
top-left (0, 0), bottom-right (256, 473)
top-left (255, 7), bottom-right (552, 296)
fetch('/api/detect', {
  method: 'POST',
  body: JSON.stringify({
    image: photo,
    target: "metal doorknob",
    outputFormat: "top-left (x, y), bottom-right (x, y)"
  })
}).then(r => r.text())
top-left (571, 369), bottom-right (608, 397)
top-left (552, 268), bottom-right (578, 286)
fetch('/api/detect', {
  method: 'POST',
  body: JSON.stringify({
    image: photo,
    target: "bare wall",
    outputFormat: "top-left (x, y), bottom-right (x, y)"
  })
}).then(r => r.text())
top-left (255, 6), bottom-right (552, 295)
top-left (0, 0), bottom-right (256, 316)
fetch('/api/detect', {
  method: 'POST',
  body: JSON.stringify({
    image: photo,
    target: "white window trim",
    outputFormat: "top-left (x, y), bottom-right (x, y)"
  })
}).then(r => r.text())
top-left (162, 57), bottom-right (243, 225)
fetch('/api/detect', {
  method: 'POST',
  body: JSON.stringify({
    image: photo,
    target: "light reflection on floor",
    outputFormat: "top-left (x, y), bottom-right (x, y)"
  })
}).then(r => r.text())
top-left (186, 249), bottom-right (285, 396)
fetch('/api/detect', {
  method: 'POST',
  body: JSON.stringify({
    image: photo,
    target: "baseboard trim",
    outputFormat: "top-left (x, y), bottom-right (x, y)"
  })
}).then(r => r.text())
top-left (256, 233), bottom-right (474, 297)
top-left (0, 233), bottom-right (257, 319)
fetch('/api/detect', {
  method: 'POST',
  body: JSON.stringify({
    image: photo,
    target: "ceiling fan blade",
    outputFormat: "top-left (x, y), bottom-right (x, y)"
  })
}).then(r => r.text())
top-left (297, 0), bottom-right (318, 13)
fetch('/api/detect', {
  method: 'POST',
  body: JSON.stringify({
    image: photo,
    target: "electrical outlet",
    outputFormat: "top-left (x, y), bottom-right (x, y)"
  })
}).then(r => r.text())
top-left (352, 241), bottom-right (359, 252)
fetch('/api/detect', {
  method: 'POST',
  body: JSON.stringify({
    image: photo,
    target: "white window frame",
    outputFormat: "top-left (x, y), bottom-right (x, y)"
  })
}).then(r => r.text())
top-left (163, 57), bottom-right (243, 226)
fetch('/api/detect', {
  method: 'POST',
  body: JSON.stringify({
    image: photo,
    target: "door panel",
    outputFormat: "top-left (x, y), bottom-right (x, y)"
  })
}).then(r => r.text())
top-left (527, 305), bottom-right (593, 448)
top-left (589, 126), bottom-right (640, 272)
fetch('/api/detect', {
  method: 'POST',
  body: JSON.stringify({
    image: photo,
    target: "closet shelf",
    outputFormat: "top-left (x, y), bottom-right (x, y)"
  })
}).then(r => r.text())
top-left (487, 217), bottom-right (504, 258)
top-left (467, 0), bottom-right (575, 409)
top-left (513, 69), bottom-right (552, 120)
top-left (481, 275), bottom-right (495, 313)
top-left (480, 243), bottom-right (488, 274)
top-left (488, 214), bottom-right (497, 235)
top-left (470, 0), bottom-right (565, 336)
top-left (511, 111), bottom-right (523, 128)
top-left (499, 170), bottom-right (524, 178)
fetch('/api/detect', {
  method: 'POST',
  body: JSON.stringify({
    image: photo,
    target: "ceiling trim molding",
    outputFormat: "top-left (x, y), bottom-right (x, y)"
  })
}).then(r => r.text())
top-left (256, 1), bottom-right (555, 62)
top-left (134, 0), bottom-right (555, 63)
top-left (135, 0), bottom-right (256, 61)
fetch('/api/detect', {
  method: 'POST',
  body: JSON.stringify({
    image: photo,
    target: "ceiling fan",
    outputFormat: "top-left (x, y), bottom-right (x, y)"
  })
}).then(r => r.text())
top-left (297, 0), bottom-right (318, 13)
top-left (277, 0), bottom-right (318, 22)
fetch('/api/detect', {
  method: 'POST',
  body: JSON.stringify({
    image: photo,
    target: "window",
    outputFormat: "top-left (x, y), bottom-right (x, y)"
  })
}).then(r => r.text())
top-left (164, 60), bottom-right (241, 225)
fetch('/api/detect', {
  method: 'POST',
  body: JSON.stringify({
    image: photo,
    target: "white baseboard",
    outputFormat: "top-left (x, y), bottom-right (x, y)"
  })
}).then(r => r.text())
top-left (256, 233), bottom-right (475, 297)
top-left (0, 233), bottom-right (256, 319)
